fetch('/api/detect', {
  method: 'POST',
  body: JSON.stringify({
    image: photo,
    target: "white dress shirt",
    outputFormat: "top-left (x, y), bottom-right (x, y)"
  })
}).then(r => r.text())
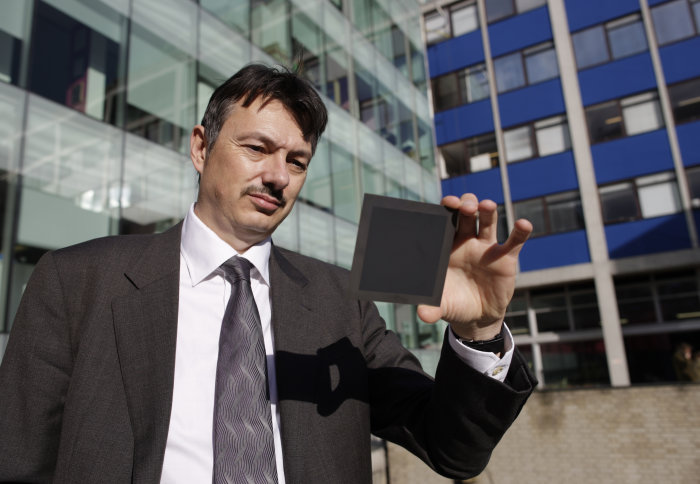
top-left (160, 204), bottom-right (513, 483)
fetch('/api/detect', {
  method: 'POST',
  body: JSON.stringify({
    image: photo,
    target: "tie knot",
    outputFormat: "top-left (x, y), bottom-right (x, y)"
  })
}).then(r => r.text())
top-left (221, 256), bottom-right (253, 283)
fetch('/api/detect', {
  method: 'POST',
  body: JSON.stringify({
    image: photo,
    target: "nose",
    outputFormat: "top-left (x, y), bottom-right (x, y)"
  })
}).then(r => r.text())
top-left (261, 151), bottom-right (290, 190)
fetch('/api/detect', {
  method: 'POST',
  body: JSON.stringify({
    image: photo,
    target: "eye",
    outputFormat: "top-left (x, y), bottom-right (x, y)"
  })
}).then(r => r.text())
top-left (246, 144), bottom-right (264, 153)
top-left (288, 159), bottom-right (308, 173)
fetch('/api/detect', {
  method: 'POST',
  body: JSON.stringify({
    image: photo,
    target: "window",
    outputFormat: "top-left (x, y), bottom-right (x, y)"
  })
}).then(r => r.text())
top-left (541, 340), bottom-right (609, 388)
top-left (494, 42), bottom-right (558, 93)
top-left (586, 91), bottom-right (663, 144)
top-left (686, 166), bottom-right (700, 207)
top-left (599, 172), bottom-right (682, 224)
top-left (572, 14), bottom-right (648, 70)
top-left (504, 115), bottom-right (571, 162)
top-left (439, 132), bottom-right (498, 177)
top-left (431, 64), bottom-right (489, 112)
top-left (513, 191), bottom-right (584, 237)
top-left (485, 0), bottom-right (546, 23)
top-left (651, 0), bottom-right (699, 46)
top-left (668, 77), bottom-right (700, 125)
top-left (425, 1), bottom-right (478, 44)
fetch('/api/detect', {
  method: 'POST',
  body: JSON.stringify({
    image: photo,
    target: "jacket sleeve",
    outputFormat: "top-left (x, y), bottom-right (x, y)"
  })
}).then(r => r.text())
top-left (361, 299), bottom-right (536, 479)
top-left (0, 252), bottom-right (72, 482)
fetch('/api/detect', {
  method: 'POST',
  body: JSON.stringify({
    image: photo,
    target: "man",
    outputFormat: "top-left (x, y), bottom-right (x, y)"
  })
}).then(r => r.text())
top-left (0, 64), bottom-right (535, 483)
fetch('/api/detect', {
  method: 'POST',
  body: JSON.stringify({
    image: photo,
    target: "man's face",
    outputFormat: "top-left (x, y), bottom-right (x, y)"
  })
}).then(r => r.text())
top-left (191, 97), bottom-right (312, 251)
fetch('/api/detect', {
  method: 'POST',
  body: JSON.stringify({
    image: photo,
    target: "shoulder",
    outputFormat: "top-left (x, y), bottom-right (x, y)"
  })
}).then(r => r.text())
top-left (272, 245), bottom-right (348, 279)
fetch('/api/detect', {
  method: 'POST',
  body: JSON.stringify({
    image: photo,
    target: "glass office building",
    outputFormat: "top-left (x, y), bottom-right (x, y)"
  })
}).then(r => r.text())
top-left (0, 0), bottom-right (443, 360)
top-left (425, 0), bottom-right (700, 387)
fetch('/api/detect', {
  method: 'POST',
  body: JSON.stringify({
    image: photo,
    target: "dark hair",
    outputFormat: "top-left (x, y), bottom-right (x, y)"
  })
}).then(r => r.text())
top-left (201, 64), bottom-right (328, 155)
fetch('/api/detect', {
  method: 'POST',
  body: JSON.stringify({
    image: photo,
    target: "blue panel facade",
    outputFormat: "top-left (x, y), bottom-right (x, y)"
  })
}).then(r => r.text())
top-left (427, 30), bottom-right (485, 78)
top-left (591, 130), bottom-right (674, 184)
top-left (678, 121), bottom-right (700, 167)
top-left (578, 53), bottom-right (657, 106)
top-left (488, 7), bottom-right (552, 57)
top-left (441, 169), bottom-right (504, 204)
top-left (519, 230), bottom-right (590, 271)
top-left (434, 99), bottom-right (494, 145)
top-left (498, 78), bottom-right (565, 128)
top-left (659, 36), bottom-right (700, 84)
top-left (565, 0), bottom-right (640, 32)
top-left (508, 152), bottom-right (579, 201)
top-left (605, 214), bottom-right (692, 259)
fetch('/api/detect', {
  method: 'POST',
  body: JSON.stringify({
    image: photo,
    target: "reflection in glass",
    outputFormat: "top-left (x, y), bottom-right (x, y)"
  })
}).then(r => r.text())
top-left (636, 173), bottom-right (681, 219)
top-left (622, 93), bottom-right (663, 136)
top-left (0, 0), bottom-right (31, 86)
top-left (200, 0), bottom-right (250, 37)
top-left (535, 116), bottom-right (571, 156)
top-left (458, 64), bottom-right (489, 104)
top-left (668, 77), bottom-right (700, 124)
top-left (651, 0), bottom-right (695, 46)
top-left (251, 0), bottom-right (291, 63)
top-left (586, 101), bottom-right (623, 143)
top-left (607, 15), bottom-right (647, 60)
top-left (599, 183), bottom-right (637, 223)
top-left (504, 126), bottom-right (533, 162)
top-left (29, 1), bottom-right (127, 125)
top-left (494, 52), bottom-right (525, 93)
top-left (572, 26), bottom-right (608, 69)
top-left (451, 2), bottom-right (479, 37)
top-left (514, 199), bottom-right (545, 237)
top-left (547, 192), bottom-right (584, 233)
top-left (486, 0), bottom-right (514, 23)
top-left (541, 340), bottom-right (610, 387)
top-left (524, 44), bottom-right (558, 85)
top-left (425, 11), bottom-right (449, 44)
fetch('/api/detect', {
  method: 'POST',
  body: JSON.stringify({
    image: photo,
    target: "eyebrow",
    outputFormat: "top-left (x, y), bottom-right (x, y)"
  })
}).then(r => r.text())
top-left (238, 131), bottom-right (312, 161)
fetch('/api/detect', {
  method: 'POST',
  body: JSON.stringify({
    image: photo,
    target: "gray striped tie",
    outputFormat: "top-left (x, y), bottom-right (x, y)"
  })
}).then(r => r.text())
top-left (213, 257), bottom-right (277, 484)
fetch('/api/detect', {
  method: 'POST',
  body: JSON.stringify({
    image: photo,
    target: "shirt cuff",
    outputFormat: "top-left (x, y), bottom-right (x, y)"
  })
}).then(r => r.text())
top-left (448, 323), bottom-right (514, 383)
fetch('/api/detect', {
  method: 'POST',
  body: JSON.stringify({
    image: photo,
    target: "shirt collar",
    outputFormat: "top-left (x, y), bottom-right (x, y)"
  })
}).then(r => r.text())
top-left (180, 204), bottom-right (271, 286)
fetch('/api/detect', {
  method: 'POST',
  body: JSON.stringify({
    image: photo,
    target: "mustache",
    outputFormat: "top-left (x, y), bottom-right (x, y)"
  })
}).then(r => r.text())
top-left (242, 185), bottom-right (287, 208)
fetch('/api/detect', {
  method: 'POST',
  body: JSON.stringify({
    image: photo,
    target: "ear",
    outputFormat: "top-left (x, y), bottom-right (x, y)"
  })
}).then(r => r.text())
top-left (190, 125), bottom-right (207, 175)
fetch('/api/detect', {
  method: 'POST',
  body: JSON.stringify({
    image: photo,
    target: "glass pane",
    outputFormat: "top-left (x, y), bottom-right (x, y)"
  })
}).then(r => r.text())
top-left (494, 52), bottom-right (525, 92)
top-left (274, 203), bottom-right (299, 252)
top-left (298, 203), bottom-right (335, 263)
top-left (506, 314), bottom-right (530, 335)
top-left (459, 65), bottom-right (489, 103)
top-left (540, 340), bottom-right (610, 388)
top-left (514, 199), bottom-right (546, 236)
top-left (536, 120), bottom-right (571, 156)
top-left (525, 46), bottom-right (558, 84)
top-left (536, 310), bottom-right (569, 331)
top-left (695, 1), bottom-right (700, 28)
top-left (486, 0), bottom-right (515, 23)
top-left (301, 138), bottom-right (332, 209)
top-left (625, 333), bottom-right (684, 384)
top-left (547, 192), bottom-right (584, 233)
top-left (251, 0), bottom-right (291, 63)
top-left (425, 11), bottom-right (449, 44)
top-left (623, 98), bottom-right (663, 136)
top-left (687, 167), bottom-right (700, 206)
top-left (660, 295), bottom-right (700, 321)
top-left (29, 1), bottom-right (127, 125)
top-left (440, 141), bottom-right (467, 177)
top-left (608, 17), bottom-right (647, 59)
top-left (20, 95), bottom-right (122, 249)
top-left (504, 126), bottom-right (533, 162)
top-left (515, 0), bottom-right (546, 13)
top-left (466, 133), bottom-right (498, 171)
top-left (668, 77), bottom-right (700, 125)
top-left (335, 217), bottom-right (357, 270)
top-left (599, 183), bottom-right (638, 223)
top-left (451, 3), bottom-right (479, 37)
top-left (572, 26), bottom-right (609, 69)
top-left (0, 0), bottom-right (31, 86)
top-left (651, 0), bottom-right (694, 46)
top-left (433, 74), bottom-right (459, 112)
top-left (331, 143), bottom-right (359, 222)
top-left (638, 180), bottom-right (681, 218)
top-left (127, 0), bottom-right (196, 153)
top-left (572, 306), bottom-right (600, 329)
top-left (120, 133), bottom-right (194, 233)
top-left (200, 0), bottom-right (250, 37)
top-left (586, 101), bottom-right (623, 143)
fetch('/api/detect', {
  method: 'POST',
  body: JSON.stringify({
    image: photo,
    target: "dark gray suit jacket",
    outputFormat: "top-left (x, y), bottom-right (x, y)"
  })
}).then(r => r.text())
top-left (0, 222), bottom-right (536, 483)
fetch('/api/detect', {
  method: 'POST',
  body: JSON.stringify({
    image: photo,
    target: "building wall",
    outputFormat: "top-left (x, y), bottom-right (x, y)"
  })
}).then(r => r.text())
top-left (386, 383), bottom-right (700, 484)
top-left (424, 0), bottom-right (700, 390)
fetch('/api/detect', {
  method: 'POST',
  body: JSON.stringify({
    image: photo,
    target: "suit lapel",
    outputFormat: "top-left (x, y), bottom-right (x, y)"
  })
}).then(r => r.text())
top-left (269, 247), bottom-right (322, 481)
top-left (112, 222), bottom-right (182, 483)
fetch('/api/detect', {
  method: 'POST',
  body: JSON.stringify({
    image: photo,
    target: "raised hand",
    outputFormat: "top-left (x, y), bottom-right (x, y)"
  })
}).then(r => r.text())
top-left (417, 194), bottom-right (532, 341)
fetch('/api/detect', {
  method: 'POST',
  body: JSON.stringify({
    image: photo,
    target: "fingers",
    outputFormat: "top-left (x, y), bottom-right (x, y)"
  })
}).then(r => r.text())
top-left (502, 218), bottom-right (533, 257)
top-left (441, 193), bottom-right (498, 242)
top-left (417, 304), bottom-right (442, 324)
